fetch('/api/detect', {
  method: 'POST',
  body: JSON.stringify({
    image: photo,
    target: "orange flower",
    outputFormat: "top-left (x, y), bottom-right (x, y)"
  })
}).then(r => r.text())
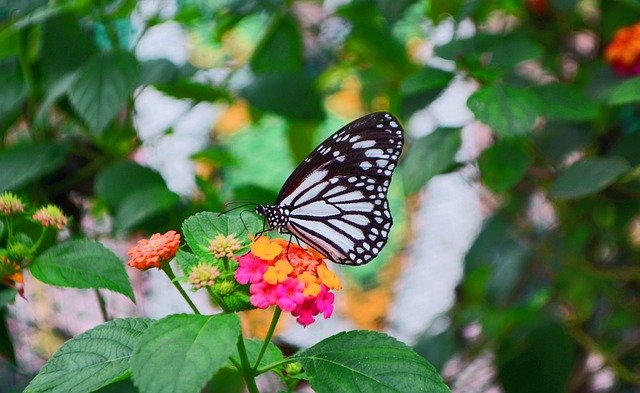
top-left (605, 22), bottom-right (640, 76)
top-left (251, 236), bottom-right (282, 261)
top-left (263, 259), bottom-right (293, 284)
top-left (127, 230), bottom-right (181, 270)
top-left (317, 263), bottom-right (342, 290)
top-left (298, 271), bottom-right (321, 296)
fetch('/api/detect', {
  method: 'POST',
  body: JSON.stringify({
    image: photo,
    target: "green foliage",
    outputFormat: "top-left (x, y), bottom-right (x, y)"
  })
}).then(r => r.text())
top-left (294, 330), bottom-right (450, 393)
top-left (130, 314), bottom-right (240, 393)
top-left (25, 318), bottom-right (153, 393)
top-left (549, 157), bottom-right (630, 200)
top-left (30, 239), bottom-right (135, 301)
top-left (478, 138), bottom-right (531, 193)
top-left (0, 142), bottom-right (67, 192)
top-left (467, 84), bottom-right (539, 136)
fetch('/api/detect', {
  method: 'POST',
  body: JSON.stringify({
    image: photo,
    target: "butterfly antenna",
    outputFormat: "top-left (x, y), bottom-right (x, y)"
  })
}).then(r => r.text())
top-left (218, 202), bottom-right (258, 217)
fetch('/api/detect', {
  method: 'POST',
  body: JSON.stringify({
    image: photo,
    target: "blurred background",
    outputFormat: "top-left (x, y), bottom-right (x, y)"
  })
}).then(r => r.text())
top-left (2, 0), bottom-right (640, 392)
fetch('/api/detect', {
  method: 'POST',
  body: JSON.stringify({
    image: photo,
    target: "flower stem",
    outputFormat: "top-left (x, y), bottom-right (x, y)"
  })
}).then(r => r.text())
top-left (252, 307), bottom-right (282, 370)
top-left (257, 358), bottom-right (296, 374)
top-left (236, 333), bottom-right (260, 393)
top-left (94, 289), bottom-right (110, 321)
top-left (161, 263), bottom-right (201, 315)
top-left (205, 286), bottom-right (230, 313)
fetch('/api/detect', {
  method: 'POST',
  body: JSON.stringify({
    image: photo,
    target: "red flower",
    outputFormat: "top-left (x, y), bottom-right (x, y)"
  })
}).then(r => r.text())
top-left (127, 230), bottom-right (181, 270)
top-left (605, 22), bottom-right (640, 76)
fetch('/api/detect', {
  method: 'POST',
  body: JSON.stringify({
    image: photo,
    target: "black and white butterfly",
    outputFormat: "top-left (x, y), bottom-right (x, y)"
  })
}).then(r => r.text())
top-left (255, 112), bottom-right (404, 265)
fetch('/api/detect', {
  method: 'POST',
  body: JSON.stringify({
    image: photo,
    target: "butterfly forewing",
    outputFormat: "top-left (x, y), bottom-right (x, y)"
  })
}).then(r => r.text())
top-left (259, 112), bottom-right (403, 265)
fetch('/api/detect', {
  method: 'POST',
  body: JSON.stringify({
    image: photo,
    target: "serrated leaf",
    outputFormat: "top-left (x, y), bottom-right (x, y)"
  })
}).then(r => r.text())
top-left (467, 84), bottom-right (539, 136)
top-left (401, 128), bottom-right (461, 194)
top-left (0, 141), bottom-right (67, 192)
top-left (549, 157), bottom-right (630, 200)
top-left (114, 186), bottom-right (180, 230)
top-left (25, 318), bottom-right (153, 393)
top-left (534, 84), bottom-right (600, 121)
top-left (68, 50), bottom-right (140, 135)
top-left (175, 250), bottom-right (202, 275)
top-left (131, 313), bottom-right (240, 393)
top-left (30, 239), bottom-right (135, 301)
top-left (608, 76), bottom-right (640, 105)
top-left (479, 138), bottom-right (531, 193)
top-left (182, 211), bottom-right (262, 260)
top-left (294, 330), bottom-right (450, 393)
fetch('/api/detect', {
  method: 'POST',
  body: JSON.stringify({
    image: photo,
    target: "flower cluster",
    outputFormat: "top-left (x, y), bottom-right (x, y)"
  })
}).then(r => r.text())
top-left (208, 234), bottom-right (241, 258)
top-left (235, 236), bottom-right (341, 327)
top-left (0, 193), bottom-right (24, 216)
top-left (605, 22), bottom-right (640, 76)
top-left (32, 205), bottom-right (68, 230)
top-left (127, 230), bottom-right (181, 270)
top-left (188, 263), bottom-right (221, 289)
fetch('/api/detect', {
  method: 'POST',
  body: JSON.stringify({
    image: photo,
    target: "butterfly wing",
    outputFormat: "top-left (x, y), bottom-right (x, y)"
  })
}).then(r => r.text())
top-left (275, 112), bottom-right (403, 265)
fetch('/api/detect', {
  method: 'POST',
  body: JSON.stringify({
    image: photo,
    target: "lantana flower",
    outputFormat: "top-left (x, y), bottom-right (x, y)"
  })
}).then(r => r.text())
top-left (208, 234), bottom-right (241, 258)
top-left (32, 205), bottom-right (67, 229)
top-left (0, 193), bottom-right (24, 216)
top-left (127, 230), bottom-right (181, 270)
top-left (188, 263), bottom-right (220, 289)
top-left (605, 22), bottom-right (640, 76)
top-left (235, 236), bottom-right (342, 327)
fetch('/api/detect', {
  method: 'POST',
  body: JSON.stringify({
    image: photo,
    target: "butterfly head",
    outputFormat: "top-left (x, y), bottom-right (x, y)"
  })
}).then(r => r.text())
top-left (256, 205), bottom-right (289, 233)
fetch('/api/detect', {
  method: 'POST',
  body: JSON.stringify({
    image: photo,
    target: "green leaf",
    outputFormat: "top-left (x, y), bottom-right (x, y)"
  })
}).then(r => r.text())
top-left (155, 81), bottom-right (230, 103)
top-left (401, 128), bottom-right (461, 194)
top-left (95, 161), bottom-right (167, 208)
top-left (131, 313), bottom-right (240, 393)
top-left (549, 157), bottom-right (630, 200)
top-left (251, 12), bottom-right (302, 73)
top-left (25, 318), bottom-right (153, 393)
top-left (534, 122), bottom-right (589, 165)
top-left (175, 250), bottom-right (201, 275)
top-left (478, 138), bottom-right (531, 193)
top-left (30, 239), bottom-right (135, 301)
top-left (534, 84), bottom-right (600, 121)
top-left (182, 211), bottom-right (262, 260)
top-left (139, 59), bottom-right (190, 86)
top-left (241, 72), bottom-right (324, 121)
top-left (608, 76), bottom-right (640, 105)
top-left (294, 330), bottom-right (450, 393)
top-left (68, 50), bottom-right (141, 135)
top-left (497, 319), bottom-right (575, 393)
top-left (467, 84), bottom-right (539, 136)
top-left (400, 67), bottom-right (453, 117)
top-left (489, 37), bottom-right (543, 68)
top-left (0, 142), bottom-right (67, 192)
top-left (114, 186), bottom-right (180, 230)
top-left (0, 59), bottom-right (28, 120)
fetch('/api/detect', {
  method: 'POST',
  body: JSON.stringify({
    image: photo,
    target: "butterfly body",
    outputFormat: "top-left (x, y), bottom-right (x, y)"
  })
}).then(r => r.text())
top-left (256, 112), bottom-right (404, 265)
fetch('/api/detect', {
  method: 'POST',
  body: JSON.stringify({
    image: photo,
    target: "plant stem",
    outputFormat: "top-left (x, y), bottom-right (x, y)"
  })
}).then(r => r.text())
top-left (236, 333), bottom-right (260, 393)
top-left (205, 286), bottom-right (230, 313)
top-left (94, 289), bottom-right (110, 321)
top-left (161, 263), bottom-right (200, 315)
top-left (257, 358), bottom-right (296, 374)
top-left (252, 307), bottom-right (282, 369)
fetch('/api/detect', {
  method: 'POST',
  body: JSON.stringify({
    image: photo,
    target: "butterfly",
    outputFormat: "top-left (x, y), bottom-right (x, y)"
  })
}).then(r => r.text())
top-left (255, 112), bottom-right (404, 265)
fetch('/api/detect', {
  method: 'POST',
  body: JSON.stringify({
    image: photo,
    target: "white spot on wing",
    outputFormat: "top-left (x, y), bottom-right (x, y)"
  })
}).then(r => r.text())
top-left (360, 162), bottom-right (372, 170)
top-left (279, 170), bottom-right (328, 206)
top-left (353, 140), bottom-right (375, 149)
top-left (291, 200), bottom-right (340, 217)
top-left (328, 191), bottom-right (364, 203)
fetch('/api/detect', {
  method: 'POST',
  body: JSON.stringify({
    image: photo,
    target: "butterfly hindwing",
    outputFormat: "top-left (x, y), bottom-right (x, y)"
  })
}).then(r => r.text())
top-left (258, 112), bottom-right (403, 265)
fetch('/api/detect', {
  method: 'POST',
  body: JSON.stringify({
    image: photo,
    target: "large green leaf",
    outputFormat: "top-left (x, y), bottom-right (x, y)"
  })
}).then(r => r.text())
top-left (114, 186), bottom-right (180, 231)
top-left (250, 11), bottom-right (302, 73)
top-left (95, 161), bottom-right (167, 208)
top-left (400, 67), bottom-right (453, 117)
top-left (608, 76), bottom-right (640, 105)
top-left (534, 84), bottom-right (600, 121)
top-left (401, 128), bottom-right (461, 194)
top-left (30, 239), bottom-right (135, 301)
top-left (0, 142), bottom-right (67, 192)
top-left (241, 72), bottom-right (324, 121)
top-left (0, 59), bottom-right (28, 119)
top-left (294, 330), bottom-right (450, 393)
top-left (229, 339), bottom-right (284, 371)
top-left (131, 314), bottom-right (240, 393)
top-left (478, 138), bottom-right (531, 193)
top-left (68, 50), bottom-right (140, 135)
top-left (467, 84), bottom-right (539, 137)
top-left (548, 157), bottom-right (630, 200)
top-left (181, 211), bottom-right (262, 260)
top-left (25, 318), bottom-right (152, 393)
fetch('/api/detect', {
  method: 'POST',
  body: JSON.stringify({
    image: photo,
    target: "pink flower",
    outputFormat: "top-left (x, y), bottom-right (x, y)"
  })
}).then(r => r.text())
top-left (315, 285), bottom-right (335, 319)
top-left (235, 253), bottom-right (268, 285)
top-left (292, 297), bottom-right (320, 327)
top-left (275, 278), bottom-right (305, 312)
top-left (249, 282), bottom-right (277, 309)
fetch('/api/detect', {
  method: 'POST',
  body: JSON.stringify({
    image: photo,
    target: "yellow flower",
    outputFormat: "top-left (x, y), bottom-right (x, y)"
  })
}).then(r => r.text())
top-left (263, 259), bottom-right (293, 285)
top-left (317, 263), bottom-right (342, 290)
top-left (298, 272), bottom-right (321, 296)
top-left (251, 236), bottom-right (282, 261)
